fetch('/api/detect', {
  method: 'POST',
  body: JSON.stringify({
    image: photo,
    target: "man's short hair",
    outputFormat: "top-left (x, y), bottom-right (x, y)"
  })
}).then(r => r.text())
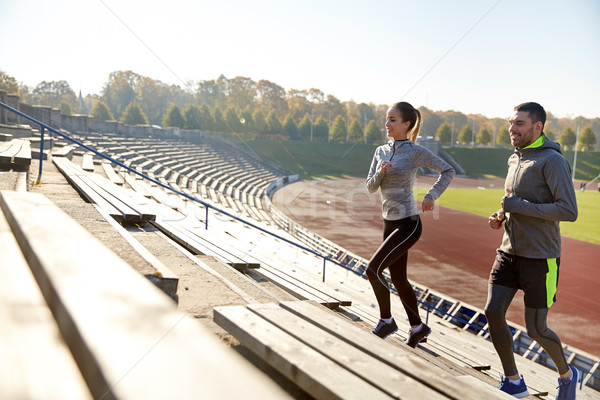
top-left (514, 102), bottom-right (546, 129)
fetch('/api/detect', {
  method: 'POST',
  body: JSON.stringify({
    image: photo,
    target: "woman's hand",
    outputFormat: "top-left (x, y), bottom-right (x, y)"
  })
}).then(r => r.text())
top-left (380, 160), bottom-right (392, 174)
top-left (422, 197), bottom-right (434, 212)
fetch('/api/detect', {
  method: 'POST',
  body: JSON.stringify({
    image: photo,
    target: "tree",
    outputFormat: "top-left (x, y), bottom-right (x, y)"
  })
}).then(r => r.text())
top-left (458, 124), bottom-right (473, 145)
top-left (228, 76), bottom-right (256, 111)
top-left (257, 79), bottom-right (288, 118)
top-left (196, 78), bottom-right (226, 108)
top-left (436, 122), bottom-right (452, 144)
top-left (496, 128), bottom-right (511, 145)
top-left (348, 120), bottom-right (364, 142)
top-left (313, 116), bottom-right (329, 141)
top-left (283, 115), bottom-right (299, 139)
top-left (365, 120), bottom-right (383, 144)
top-left (266, 111), bottom-right (284, 136)
top-left (330, 115), bottom-right (347, 143)
top-left (121, 102), bottom-right (148, 125)
top-left (198, 103), bottom-right (214, 131)
top-left (298, 113), bottom-right (312, 140)
top-left (32, 80), bottom-right (79, 111)
top-left (0, 71), bottom-right (19, 94)
top-left (578, 127), bottom-right (597, 151)
top-left (184, 104), bottom-right (203, 130)
top-left (224, 107), bottom-right (242, 132)
top-left (162, 104), bottom-right (185, 128)
top-left (102, 70), bottom-right (140, 119)
top-left (559, 128), bottom-right (576, 150)
top-left (90, 101), bottom-right (114, 121)
top-left (251, 109), bottom-right (268, 133)
top-left (476, 128), bottom-right (492, 145)
top-left (545, 129), bottom-right (556, 141)
top-left (59, 101), bottom-right (72, 115)
top-left (239, 110), bottom-right (254, 134)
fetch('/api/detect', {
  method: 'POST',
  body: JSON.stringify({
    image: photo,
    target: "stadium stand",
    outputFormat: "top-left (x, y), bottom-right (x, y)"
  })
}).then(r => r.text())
top-left (1, 99), bottom-right (599, 399)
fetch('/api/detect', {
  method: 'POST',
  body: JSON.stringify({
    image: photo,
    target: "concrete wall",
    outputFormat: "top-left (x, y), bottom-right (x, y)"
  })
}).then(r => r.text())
top-left (0, 91), bottom-right (196, 140)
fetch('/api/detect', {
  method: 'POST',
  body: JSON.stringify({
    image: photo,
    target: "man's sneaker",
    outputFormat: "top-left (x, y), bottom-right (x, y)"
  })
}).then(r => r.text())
top-left (406, 324), bottom-right (431, 348)
top-left (556, 364), bottom-right (581, 400)
top-left (497, 375), bottom-right (529, 398)
top-left (372, 318), bottom-right (398, 339)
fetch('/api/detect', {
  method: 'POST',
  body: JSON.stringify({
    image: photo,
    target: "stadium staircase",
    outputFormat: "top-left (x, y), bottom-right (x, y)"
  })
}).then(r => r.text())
top-left (1, 101), bottom-right (599, 399)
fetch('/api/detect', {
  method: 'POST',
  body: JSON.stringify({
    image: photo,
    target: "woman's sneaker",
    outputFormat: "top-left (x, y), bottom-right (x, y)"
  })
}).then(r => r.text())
top-left (406, 324), bottom-right (431, 348)
top-left (497, 375), bottom-right (529, 398)
top-left (556, 364), bottom-right (581, 400)
top-left (372, 318), bottom-right (398, 339)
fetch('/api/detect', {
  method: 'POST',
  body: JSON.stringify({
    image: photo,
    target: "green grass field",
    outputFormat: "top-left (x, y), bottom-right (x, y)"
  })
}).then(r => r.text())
top-left (415, 187), bottom-right (600, 244)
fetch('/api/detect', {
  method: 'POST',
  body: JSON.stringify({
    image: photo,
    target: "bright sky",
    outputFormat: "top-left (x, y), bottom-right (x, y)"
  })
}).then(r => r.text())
top-left (1, 0), bottom-right (599, 119)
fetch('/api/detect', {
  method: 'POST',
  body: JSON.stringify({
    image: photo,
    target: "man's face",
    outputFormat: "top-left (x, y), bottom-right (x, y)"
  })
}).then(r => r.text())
top-left (508, 111), bottom-right (543, 148)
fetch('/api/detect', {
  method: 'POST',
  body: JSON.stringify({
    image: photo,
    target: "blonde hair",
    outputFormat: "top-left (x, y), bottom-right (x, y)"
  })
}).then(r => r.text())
top-left (390, 101), bottom-right (421, 142)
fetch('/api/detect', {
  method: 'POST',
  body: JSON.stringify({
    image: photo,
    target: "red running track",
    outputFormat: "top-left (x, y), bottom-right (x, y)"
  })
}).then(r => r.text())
top-left (272, 177), bottom-right (600, 356)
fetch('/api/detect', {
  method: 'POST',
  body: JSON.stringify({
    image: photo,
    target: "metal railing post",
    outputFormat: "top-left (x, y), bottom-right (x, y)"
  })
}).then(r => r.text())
top-left (36, 126), bottom-right (45, 184)
top-left (322, 257), bottom-right (326, 282)
top-left (205, 206), bottom-right (209, 230)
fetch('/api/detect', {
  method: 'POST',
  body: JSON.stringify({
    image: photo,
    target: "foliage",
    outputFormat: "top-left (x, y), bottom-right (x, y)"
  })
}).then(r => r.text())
top-left (283, 115), bottom-right (299, 139)
top-left (365, 120), bottom-right (383, 144)
top-left (90, 101), bottom-right (114, 121)
top-left (458, 124), bottom-right (474, 144)
top-left (560, 127), bottom-right (576, 150)
top-left (578, 127), bottom-right (597, 151)
top-left (162, 104), bottom-right (185, 128)
top-left (59, 101), bottom-right (72, 115)
top-left (436, 122), bottom-right (452, 144)
top-left (32, 80), bottom-right (79, 111)
top-left (183, 104), bottom-right (203, 130)
top-left (476, 128), bottom-right (492, 145)
top-left (0, 71), bottom-right (19, 94)
top-left (120, 102), bottom-right (148, 125)
top-left (330, 115), bottom-right (347, 142)
top-left (348, 120), bottom-right (364, 143)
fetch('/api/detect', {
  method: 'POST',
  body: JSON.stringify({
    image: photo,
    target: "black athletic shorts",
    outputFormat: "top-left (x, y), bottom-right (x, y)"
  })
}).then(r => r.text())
top-left (489, 250), bottom-right (560, 309)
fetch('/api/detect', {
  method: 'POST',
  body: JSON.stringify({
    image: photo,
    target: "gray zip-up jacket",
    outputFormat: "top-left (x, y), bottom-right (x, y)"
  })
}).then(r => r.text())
top-left (366, 140), bottom-right (455, 221)
top-left (500, 135), bottom-right (578, 259)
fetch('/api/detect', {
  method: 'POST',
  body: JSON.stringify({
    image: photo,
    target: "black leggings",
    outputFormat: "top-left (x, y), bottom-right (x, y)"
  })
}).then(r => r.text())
top-left (366, 215), bottom-right (422, 326)
top-left (484, 284), bottom-right (569, 376)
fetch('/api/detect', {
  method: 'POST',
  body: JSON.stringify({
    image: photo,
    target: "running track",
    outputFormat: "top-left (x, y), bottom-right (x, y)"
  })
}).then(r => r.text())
top-left (272, 177), bottom-right (600, 356)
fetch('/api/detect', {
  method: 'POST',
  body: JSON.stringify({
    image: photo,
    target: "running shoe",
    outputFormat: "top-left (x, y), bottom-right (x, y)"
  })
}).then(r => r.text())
top-left (406, 324), bottom-right (431, 348)
top-left (556, 364), bottom-right (581, 400)
top-left (497, 375), bottom-right (529, 398)
top-left (372, 318), bottom-right (398, 339)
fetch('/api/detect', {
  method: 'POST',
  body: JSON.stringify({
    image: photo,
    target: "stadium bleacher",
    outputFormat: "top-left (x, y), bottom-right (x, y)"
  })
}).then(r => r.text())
top-left (1, 100), bottom-right (599, 399)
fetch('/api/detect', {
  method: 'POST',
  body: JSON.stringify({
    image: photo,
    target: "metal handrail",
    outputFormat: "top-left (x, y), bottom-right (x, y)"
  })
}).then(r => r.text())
top-left (0, 101), bottom-right (350, 281)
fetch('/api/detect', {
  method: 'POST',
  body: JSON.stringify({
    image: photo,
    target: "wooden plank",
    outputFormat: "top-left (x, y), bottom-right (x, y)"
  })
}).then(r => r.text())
top-left (82, 153), bottom-right (94, 172)
top-left (248, 303), bottom-right (450, 400)
top-left (0, 139), bottom-right (31, 170)
top-left (280, 301), bottom-right (511, 400)
top-left (53, 157), bottom-right (125, 221)
top-left (101, 161), bottom-right (124, 186)
top-left (214, 305), bottom-right (395, 400)
top-left (0, 190), bottom-right (289, 400)
top-left (0, 210), bottom-right (92, 400)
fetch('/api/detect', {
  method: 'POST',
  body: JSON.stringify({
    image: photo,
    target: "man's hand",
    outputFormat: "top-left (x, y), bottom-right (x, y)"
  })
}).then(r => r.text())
top-left (489, 211), bottom-right (505, 229)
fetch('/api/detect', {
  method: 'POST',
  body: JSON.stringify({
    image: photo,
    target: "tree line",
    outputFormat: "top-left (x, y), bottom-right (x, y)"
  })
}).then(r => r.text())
top-left (1, 70), bottom-right (598, 150)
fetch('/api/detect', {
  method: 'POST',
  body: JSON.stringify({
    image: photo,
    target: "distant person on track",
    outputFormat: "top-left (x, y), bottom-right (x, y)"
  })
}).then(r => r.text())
top-left (365, 101), bottom-right (455, 347)
top-left (486, 102), bottom-right (579, 399)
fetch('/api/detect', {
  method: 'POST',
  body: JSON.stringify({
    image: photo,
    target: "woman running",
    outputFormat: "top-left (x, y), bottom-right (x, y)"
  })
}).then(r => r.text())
top-left (366, 101), bottom-right (455, 347)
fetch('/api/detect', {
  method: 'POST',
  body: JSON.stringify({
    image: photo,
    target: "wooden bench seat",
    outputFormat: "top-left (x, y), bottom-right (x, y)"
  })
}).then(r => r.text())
top-left (0, 190), bottom-right (286, 400)
top-left (214, 301), bottom-right (515, 400)
top-left (0, 139), bottom-right (31, 171)
top-left (53, 157), bottom-right (156, 223)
